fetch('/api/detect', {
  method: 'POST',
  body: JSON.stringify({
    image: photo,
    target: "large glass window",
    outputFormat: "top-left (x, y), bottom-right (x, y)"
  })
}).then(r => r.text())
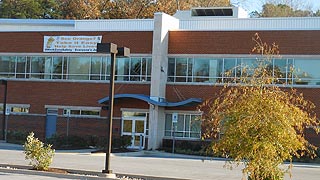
top-left (90, 56), bottom-right (102, 80)
top-left (273, 58), bottom-right (289, 84)
top-left (116, 57), bottom-right (129, 81)
top-left (0, 55), bottom-right (151, 82)
top-left (222, 58), bottom-right (237, 83)
top-left (30, 56), bottom-right (45, 79)
top-left (164, 113), bottom-right (201, 139)
top-left (168, 58), bottom-right (175, 82)
top-left (294, 59), bottom-right (320, 85)
top-left (130, 57), bottom-right (141, 81)
top-left (16, 56), bottom-right (27, 78)
top-left (193, 58), bottom-right (210, 82)
top-left (0, 56), bottom-right (15, 78)
top-left (68, 57), bottom-right (91, 80)
top-left (52, 57), bottom-right (64, 79)
top-left (176, 58), bottom-right (188, 82)
top-left (167, 57), bottom-right (320, 86)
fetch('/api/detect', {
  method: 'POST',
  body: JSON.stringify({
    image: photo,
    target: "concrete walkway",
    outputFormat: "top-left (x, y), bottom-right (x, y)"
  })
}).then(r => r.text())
top-left (1, 142), bottom-right (320, 180)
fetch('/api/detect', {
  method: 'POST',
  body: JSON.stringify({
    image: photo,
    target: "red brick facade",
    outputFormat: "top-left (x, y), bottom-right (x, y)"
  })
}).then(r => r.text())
top-left (0, 27), bottom-right (320, 147)
top-left (0, 31), bottom-right (153, 54)
top-left (169, 31), bottom-right (320, 55)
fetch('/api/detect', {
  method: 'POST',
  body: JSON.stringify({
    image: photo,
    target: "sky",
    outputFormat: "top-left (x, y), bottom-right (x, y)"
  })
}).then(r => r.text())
top-left (231, 0), bottom-right (320, 13)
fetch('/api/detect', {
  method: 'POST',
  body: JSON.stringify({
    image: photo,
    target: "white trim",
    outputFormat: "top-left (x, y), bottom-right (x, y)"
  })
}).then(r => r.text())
top-left (0, 52), bottom-right (152, 57)
top-left (168, 54), bottom-right (320, 58)
top-left (45, 105), bottom-right (101, 110)
top-left (164, 110), bottom-right (202, 115)
top-left (179, 17), bottom-right (320, 31)
top-left (120, 108), bottom-right (149, 112)
top-left (0, 104), bottom-right (30, 108)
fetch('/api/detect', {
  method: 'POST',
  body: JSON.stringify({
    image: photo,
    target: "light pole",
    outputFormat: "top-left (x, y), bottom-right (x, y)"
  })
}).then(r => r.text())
top-left (1, 79), bottom-right (7, 141)
top-left (97, 43), bottom-right (130, 177)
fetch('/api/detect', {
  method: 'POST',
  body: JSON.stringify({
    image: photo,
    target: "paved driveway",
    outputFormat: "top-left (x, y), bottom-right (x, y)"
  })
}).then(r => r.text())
top-left (1, 142), bottom-right (320, 180)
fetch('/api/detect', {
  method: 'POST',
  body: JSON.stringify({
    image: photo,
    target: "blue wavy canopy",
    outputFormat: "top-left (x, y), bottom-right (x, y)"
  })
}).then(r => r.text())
top-left (98, 94), bottom-right (202, 107)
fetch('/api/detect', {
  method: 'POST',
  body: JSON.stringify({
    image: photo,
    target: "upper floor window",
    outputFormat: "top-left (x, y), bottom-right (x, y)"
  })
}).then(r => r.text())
top-left (0, 55), bottom-right (152, 82)
top-left (168, 57), bottom-right (320, 86)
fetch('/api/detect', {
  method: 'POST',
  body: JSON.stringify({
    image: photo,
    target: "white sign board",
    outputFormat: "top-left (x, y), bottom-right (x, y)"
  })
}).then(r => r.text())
top-left (43, 36), bottom-right (102, 52)
top-left (5, 107), bottom-right (10, 115)
top-left (172, 113), bottom-right (178, 123)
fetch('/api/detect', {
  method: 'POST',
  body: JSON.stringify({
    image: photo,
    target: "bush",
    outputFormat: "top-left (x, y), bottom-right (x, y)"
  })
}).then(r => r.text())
top-left (112, 135), bottom-right (132, 149)
top-left (46, 134), bottom-right (132, 151)
top-left (46, 134), bottom-right (88, 149)
top-left (23, 132), bottom-right (55, 171)
top-left (6, 130), bottom-right (29, 144)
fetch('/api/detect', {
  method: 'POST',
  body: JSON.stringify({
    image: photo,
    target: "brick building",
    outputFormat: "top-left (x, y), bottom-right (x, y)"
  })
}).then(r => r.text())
top-left (0, 7), bottom-right (320, 149)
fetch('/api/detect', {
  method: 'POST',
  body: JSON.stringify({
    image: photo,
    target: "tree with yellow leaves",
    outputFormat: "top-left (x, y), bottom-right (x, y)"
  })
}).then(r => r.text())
top-left (200, 33), bottom-right (319, 180)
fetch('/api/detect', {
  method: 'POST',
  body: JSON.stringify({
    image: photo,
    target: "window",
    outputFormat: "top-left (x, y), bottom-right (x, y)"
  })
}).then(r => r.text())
top-left (90, 56), bottom-right (103, 80)
top-left (0, 56), bottom-right (15, 78)
top-left (11, 107), bottom-right (29, 113)
top-left (167, 57), bottom-right (320, 86)
top-left (0, 54), bottom-right (151, 82)
top-left (68, 57), bottom-right (90, 80)
top-left (30, 56), bottom-right (46, 79)
top-left (63, 108), bottom-right (100, 117)
top-left (116, 57), bottom-right (129, 81)
top-left (164, 113), bottom-right (201, 139)
top-left (293, 59), bottom-right (320, 85)
top-left (0, 104), bottom-right (30, 114)
top-left (16, 56), bottom-right (27, 78)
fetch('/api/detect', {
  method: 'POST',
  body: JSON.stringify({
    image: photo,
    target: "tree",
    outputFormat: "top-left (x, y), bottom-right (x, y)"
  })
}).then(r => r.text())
top-left (57, 0), bottom-right (101, 19)
top-left (260, 3), bottom-right (313, 17)
top-left (155, 0), bottom-right (230, 16)
top-left (101, 0), bottom-right (156, 19)
top-left (200, 33), bottom-right (319, 180)
top-left (101, 0), bottom-right (231, 19)
top-left (0, 0), bottom-right (59, 19)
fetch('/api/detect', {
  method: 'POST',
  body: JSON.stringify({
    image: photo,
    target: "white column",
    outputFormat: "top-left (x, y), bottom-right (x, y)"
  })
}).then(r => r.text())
top-left (148, 13), bottom-right (179, 150)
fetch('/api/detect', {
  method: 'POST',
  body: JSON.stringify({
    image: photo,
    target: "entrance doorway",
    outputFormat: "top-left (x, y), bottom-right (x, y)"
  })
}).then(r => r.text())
top-left (122, 116), bottom-right (146, 149)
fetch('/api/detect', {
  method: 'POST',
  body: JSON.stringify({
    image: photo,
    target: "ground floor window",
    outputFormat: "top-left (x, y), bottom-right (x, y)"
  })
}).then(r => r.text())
top-left (165, 113), bottom-right (201, 139)
top-left (62, 107), bottom-right (100, 117)
top-left (0, 104), bottom-right (29, 114)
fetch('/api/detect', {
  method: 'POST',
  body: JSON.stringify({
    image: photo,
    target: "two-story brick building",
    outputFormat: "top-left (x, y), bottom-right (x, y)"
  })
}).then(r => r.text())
top-left (1, 7), bottom-right (320, 149)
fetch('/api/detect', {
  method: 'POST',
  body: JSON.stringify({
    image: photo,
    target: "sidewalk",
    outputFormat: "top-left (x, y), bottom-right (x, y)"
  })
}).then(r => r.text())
top-left (1, 142), bottom-right (320, 180)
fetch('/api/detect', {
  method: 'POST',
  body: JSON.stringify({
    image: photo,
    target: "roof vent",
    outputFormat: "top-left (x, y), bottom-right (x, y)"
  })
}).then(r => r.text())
top-left (191, 8), bottom-right (233, 17)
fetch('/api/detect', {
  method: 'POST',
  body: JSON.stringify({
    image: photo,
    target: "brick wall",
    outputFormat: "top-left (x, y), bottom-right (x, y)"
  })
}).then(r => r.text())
top-left (0, 31), bottom-right (153, 54)
top-left (1, 81), bottom-right (150, 114)
top-left (1, 114), bottom-right (122, 141)
top-left (169, 31), bottom-right (320, 55)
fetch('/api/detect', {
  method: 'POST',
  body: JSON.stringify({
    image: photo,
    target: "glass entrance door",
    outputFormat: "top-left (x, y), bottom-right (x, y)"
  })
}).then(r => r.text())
top-left (122, 116), bottom-right (146, 149)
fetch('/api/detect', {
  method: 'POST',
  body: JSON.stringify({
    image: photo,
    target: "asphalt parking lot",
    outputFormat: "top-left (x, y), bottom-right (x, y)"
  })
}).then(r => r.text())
top-left (1, 142), bottom-right (320, 180)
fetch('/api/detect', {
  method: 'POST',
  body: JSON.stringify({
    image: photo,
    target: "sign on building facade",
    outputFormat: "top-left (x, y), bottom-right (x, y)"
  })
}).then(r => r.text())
top-left (43, 36), bottom-right (102, 52)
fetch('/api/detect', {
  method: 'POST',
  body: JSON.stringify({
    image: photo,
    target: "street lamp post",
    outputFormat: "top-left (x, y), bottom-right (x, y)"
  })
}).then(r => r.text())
top-left (1, 80), bottom-right (7, 141)
top-left (97, 43), bottom-right (130, 177)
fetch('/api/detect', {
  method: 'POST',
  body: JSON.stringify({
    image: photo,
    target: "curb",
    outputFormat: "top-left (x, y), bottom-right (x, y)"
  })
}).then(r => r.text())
top-left (0, 164), bottom-right (191, 180)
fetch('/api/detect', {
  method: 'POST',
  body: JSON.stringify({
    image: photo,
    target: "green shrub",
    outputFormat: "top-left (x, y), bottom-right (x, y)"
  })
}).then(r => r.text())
top-left (46, 134), bottom-right (132, 151)
top-left (46, 134), bottom-right (88, 149)
top-left (112, 135), bottom-right (132, 149)
top-left (6, 130), bottom-right (29, 144)
top-left (23, 132), bottom-right (55, 171)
